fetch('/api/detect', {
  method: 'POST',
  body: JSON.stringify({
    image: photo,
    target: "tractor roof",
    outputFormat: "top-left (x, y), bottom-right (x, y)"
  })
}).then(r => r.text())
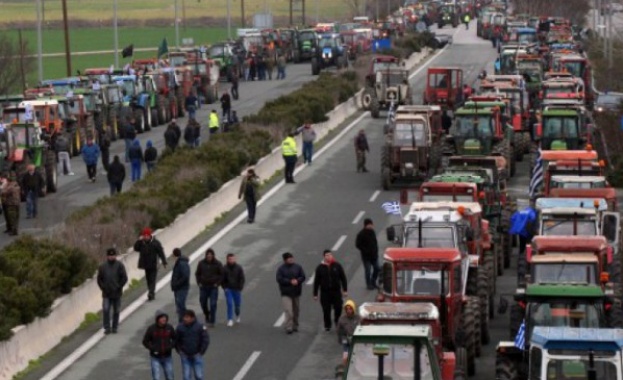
top-left (394, 114), bottom-right (427, 123)
top-left (111, 75), bottom-right (137, 82)
top-left (449, 155), bottom-right (506, 171)
top-left (540, 208), bottom-right (598, 217)
top-left (41, 77), bottom-right (82, 86)
top-left (536, 197), bottom-right (607, 212)
top-left (551, 175), bottom-right (606, 183)
top-left (540, 150), bottom-right (598, 162)
top-left (531, 327), bottom-right (623, 351)
top-left (525, 284), bottom-right (604, 298)
top-left (464, 101), bottom-right (506, 109)
top-left (530, 253), bottom-right (598, 264)
top-left (406, 201), bottom-right (481, 214)
top-left (454, 107), bottom-right (494, 116)
top-left (549, 188), bottom-right (616, 201)
top-left (359, 302), bottom-right (440, 322)
top-left (532, 235), bottom-right (608, 252)
top-left (429, 174), bottom-right (485, 184)
top-left (541, 109), bottom-right (579, 116)
top-left (19, 99), bottom-right (59, 107)
top-left (384, 247), bottom-right (462, 263)
top-left (396, 105), bottom-right (441, 113)
top-left (353, 324), bottom-right (432, 339)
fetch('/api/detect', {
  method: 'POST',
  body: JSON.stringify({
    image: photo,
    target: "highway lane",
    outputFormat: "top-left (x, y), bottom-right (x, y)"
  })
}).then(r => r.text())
top-left (30, 23), bottom-right (514, 380)
top-left (0, 63), bottom-right (316, 248)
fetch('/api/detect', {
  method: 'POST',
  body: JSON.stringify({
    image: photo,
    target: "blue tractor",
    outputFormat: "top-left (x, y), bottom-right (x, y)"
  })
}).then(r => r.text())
top-left (311, 33), bottom-right (347, 75)
top-left (111, 74), bottom-right (156, 133)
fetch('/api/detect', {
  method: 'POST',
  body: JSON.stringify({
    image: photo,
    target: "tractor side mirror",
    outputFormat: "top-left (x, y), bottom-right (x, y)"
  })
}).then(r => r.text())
top-left (386, 226), bottom-right (396, 242)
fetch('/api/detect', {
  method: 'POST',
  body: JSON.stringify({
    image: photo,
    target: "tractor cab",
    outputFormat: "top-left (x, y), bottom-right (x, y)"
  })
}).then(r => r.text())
top-left (550, 175), bottom-right (608, 190)
top-left (449, 106), bottom-right (510, 158)
top-left (423, 67), bottom-right (463, 110)
top-left (537, 106), bottom-right (590, 150)
top-left (549, 188), bottom-right (618, 212)
top-left (3, 100), bottom-right (62, 138)
top-left (419, 178), bottom-right (481, 203)
top-left (366, 55), bottom-right (401, 87)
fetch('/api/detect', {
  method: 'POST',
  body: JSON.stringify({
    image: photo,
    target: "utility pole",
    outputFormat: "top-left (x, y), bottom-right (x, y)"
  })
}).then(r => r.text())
top-left (61, 0), bottom-right (71, 76)
top-left (182, 0), bottom-right (187, 30)
top-left (241, 0), bottom-right (246, 28)
top-left (175, 0), bottom-right (180, 48)
top-left (302, 0), bottom-right (305, 25)
top-left (602, 0), bottom-right (608, 58)
top-left (226, 0), bottom-right (231, 40)
top-left (315, 0), bottom-right (319, 23)
top-left (18, 30), bottom-right (27, 91)
top-left (36, 0), bottom-right (43, 83)
top-left (113, 0), bottom-right (119, 67)
top-left (290, 0), bottom-right (293, 26)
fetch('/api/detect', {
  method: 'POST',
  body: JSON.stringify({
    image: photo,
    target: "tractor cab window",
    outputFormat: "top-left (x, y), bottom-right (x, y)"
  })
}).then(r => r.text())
top-left (546, 351), bottom-right (618, 380)
top-left (299, 32), bottom-right (316, 42)
top-left (374, 61), bottom-right (399, 73)
top-left (2, 111), bottom-right (27, 124)
top-left (319, 37), bottom-right (337, 49)
top-left (435, 74), bottom-right (448, 89)
top-left (518, 33), bottom-right (536, 44)
top-left (501, 54), bottom-right (517, 71)
top-left (544, 86), bottom-right (574, 97)
top-left (13, 127), bottom-right (34, 146)
top-left (532, 263), bottom-right (597, 285)
top-left (528, 301), bottom-right (601, 339)
top-left (396, 265), bottom-right (450, 296)
top-left (421, 194), bottom-right (475, 202)
top-left (342, 34), bottom-right (355, 44)
top-left (563, 61), bottom-right (584, 78)
top-left (542, 219), bottom-right (597, 236)
top-left (543, 117), bottom-right (579, 138)
top-left (169, 55), bottom-right (186, 67)
top-left (456, 115), bottom-right (493, 137)
top-left (107, 88), bottom-right (121, 103)
top-left (404, 226), bottom-right (455, 248)
top-left (381, 72), bottom-right (407, 87)
top-left (347, 342), bottom-right (434, 380)
top-left (208, 45), bottom-right (225, 58)
top-left (394, 122), bottom-right (427, 147)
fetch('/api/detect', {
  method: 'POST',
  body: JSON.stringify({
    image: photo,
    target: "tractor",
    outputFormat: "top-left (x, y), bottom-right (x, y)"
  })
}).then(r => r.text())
top-left (437, 4), bottom-right (459, 28)
top-left (311, 33), bottom-right (347, 75)
top-left (294, 29), bottom-right (318, 63)
top-left (207, 42), bottom-right (236, 81)
top-left (186, 56), bottom-right (220, 105)
top-left (423, 67), bottom-right (463, 110)
top-left (363, 67), bottom-right (412, 118)
top-left (535, 105), bottom-right (593, 151)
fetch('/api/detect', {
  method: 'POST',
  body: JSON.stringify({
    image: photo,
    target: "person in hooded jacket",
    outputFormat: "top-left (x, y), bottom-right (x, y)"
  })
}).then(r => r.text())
top-left (107, 155), bottom-right (126, 195)
top-left (164, 120), bottom-right (181, 152)
top-left (195, 248), bottom-right (223, 326)
top-left (134, 227), bottom-right (167, 301)
top-left (171, 248), bottom-right (190, 323)
top-left (128, 139), bottom-right (144, 182)
top-left (313, 250), bottom-right (348, 331)
top-left (144, 140), bottom-right (158, 173)
top-left (355, 218), bottom-right (379, 290)
top-left (336, 300), bottom-right (361, 367)
top-left (176, 309), bottom-right (209, 380)
top-left (81, 138), bottom-right (101, 182)
top-left (143, 310), bottom-right (176, 380)
top-left (276, 252), bottom-right (306, 334)
top-left (97, 248), bottom-right (128, 334)
top-left (222, 253), bottom-right (245, 327)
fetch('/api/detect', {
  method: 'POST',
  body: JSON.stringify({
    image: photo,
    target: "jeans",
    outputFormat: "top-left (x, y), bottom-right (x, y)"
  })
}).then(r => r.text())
top-left (277, 67), bottom-right (286, 79)
top-left (86, 164), bottom-right (97, 180)
top-left (109, 181), bottom-right (123, 195)
top-left (281, 296), bottom-right (300, 331)
top-left (187, 106), bottom-right (196, 121)
top-left (146, 161), bottom-right (156, 173)
top-left (150, 356), bottom-right (174, 380)
top-left (26, 190), bottom-right (38, 218)
top-left (302, 141), bottom-right (314, 163)
top-left (362, 257), bottom-right (380, 289)
top-left (199, 286), bottom-right (219, 324)
top-left (180, 354), bottom-right (203, 380)
top-left (320, 291), bottom-right (343, 329)
top-left (124, 139), bottom-right (132, 162)
top-left (174, 288), bottom-right (189, 323)
top-left (231, 84), bottom-right (239, 100)
top-left (58, 151), bottom-right (72, 174)
top-left (222, 108), bottom-right (231, 122)
top-left (145, 269), bottom-right (157, 300)
top-left (131, 160), bottom-right (142, 182)
top-left (283, 155), bottom-right (297, 183)
top-left (245, 197), bottom-right (256, 222)
top-left (224, 289), bottom-right (242, 321)
top-left (102, 297), bottom-right (121, 331)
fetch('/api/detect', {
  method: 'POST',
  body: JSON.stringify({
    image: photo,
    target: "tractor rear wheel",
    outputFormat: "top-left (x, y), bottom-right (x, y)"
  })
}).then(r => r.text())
top-left (177, 90), bottom-right (185, 118)
top-left (517, 252), bottom-right (527, 287)
top-left (151, 108), bottom-right (159, 128)
top-left (370, 96), bottom-right (380, 118)
top-left (144, 106), bottom-right (152, 131)
top-left (206, 85), bottom-right (217, 104)
top-left (495, 357), bottom-right (520, 380)
top-left (484, 252), bottom-right (496, 319)
top-left (607, 300), bottom-right (623, 328)
top-left (311, 58), bottom-right (320, 75)
top-left (464, 297), bottom-right (478, 374)
top-left (492, 141), bottom-right (513, 177)
top-left (157, 95), bottom-right (167, 125)
top-left (609, 256), bottom-right (622, 298)
top-left (45, 150), bottom-right (58, 193)
top-left (361, 87), bottom-right (373, 110)
top-left (478, 267), bottom-right (491, 345)
top-left (381, 147), bottom-right (391, 190)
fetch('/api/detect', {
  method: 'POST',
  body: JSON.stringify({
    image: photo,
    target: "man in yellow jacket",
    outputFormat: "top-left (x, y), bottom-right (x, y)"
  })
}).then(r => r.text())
top-left (281, 131), bottom-right (297, 184)
top-left (209, 110), bottom-right (220, 134)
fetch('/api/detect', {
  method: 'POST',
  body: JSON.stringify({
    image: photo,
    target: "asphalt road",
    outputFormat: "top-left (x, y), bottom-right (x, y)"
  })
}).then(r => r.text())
top-left (24, 23), bottom-right (527, 380)
top-left (0, 62), bottom-right (316, 248)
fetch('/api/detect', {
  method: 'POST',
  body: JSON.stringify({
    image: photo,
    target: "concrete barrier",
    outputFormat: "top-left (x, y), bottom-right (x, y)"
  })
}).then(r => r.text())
top-left (0, 48), bottom-right (433, 380)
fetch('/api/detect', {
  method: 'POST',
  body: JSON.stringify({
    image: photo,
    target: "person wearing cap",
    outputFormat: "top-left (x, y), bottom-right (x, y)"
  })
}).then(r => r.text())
top-left (336, 300), bottom-right (361, 367)
top-left (171, 248), bottom-right (190, 323)
top-left (238, 168), bottom-right (260, 223)
top-left (97, 248), bottom-right (128, 334)
top-left (276, 252), bottom-right (306, 334)
top-left (354, 129), bottom-right (369, 173)
top-left (143, 310), bottom-right (176, 380)
top-left (313, 250), bottom-right (348, 332)
top-left (195, 248), bottom-right (224, 327)
top-left (134, 227), bottom-right (167, 301)
top-left (0, 173), bottom-right (21, 236)
top-left (355, 218), bottom-right (379, 290)
top-left (175, 309), bottom-right (210, 380)
top-left (281, 131), bottom-right (297, 184)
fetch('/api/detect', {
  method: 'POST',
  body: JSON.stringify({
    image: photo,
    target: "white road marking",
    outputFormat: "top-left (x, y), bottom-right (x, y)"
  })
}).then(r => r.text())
top-left (306, 273), bottom-right (315, 285)
top-left (408, 28), bottom-right (460, 80)
top-left (369, 190), bottom-right (381, 202)
top-left (274, 313), bottom-right (286, 327)
top-left (352, 211), bottom-right (365, 224)
top-left (232, 351), bottom-right (262, 380)
top-left (332, 235), bottom-right (348, 252)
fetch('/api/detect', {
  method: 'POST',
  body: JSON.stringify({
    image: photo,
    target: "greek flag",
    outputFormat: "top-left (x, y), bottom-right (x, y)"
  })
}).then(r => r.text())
top-left (382, 201), bottom-right (402, 216)
top-left (529, 149), bottom-right (543, 198)
top-left (514, 319), bottom-right (526, 349)
top-left (386, 100), bottom-right (396, 125)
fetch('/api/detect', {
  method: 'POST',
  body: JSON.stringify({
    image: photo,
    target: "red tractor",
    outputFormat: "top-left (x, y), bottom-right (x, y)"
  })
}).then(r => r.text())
top-left (423, 67), bottom-right (464, 110)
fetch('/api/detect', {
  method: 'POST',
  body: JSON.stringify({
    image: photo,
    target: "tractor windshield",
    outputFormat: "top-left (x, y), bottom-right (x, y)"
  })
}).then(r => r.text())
top-left (421, 194), bottom-right (476, 202)
top-left (342, 34), bottom-right (355, 44)
top-left (528, 301), bottom-right (601, 341)
top-left (299, 31), bottom-right (316, 41)
top-left (2, 109), bottom-right (28, 124)
top-left (455, 115), bottom-right (493, 138)
top-left (545, 352), bottom-right (619, 379)
top-left (169, 55), bottom-right (186, 67)
top-left (532, 263), bottom-right (598, 285)
top-left (517, 60), bottom-right (541, 72)
top-left (346, 342), bottom-right (435, 380)
top-left (541, 219), bottom-right (597, 236)
top-left (517, 33), bottom-right (536, 44)
top-left (117, 80), bottom-right (136, 97)
top-left (404, 226), bottom-right (455, 248)
top-left (543, 117), bottom-right (579, 138)
top-left (106, 88), bottom-right (121, 103)
top-left (550, 179), bottom-right (607, 189)
top-left (319, 37), bottom-right (337, 48)
top-left (394, 122), bottom-right (427, 147)
top-left (374, 61), bottom-right (399, 73)
top-left (544, 86), bottom-right (575, 97)
top-left (395, 265), bottom-right (450, 296)
top-left (562, 61), bottom-right (585, 78)
top-left (381, 72), bottom-right (407, 87)
top-left (208, 45), bottom-right (225, 58)
top-left (12, 126), bottom-right (36, 147)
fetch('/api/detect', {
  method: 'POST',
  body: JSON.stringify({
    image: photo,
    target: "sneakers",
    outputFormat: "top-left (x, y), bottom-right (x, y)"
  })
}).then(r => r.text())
top-left (236, 316), bottom-right (241, 323)
top-left (227, 320), bottom-right (234, 327)
top-left (68, 172), bottom-right (75, 176)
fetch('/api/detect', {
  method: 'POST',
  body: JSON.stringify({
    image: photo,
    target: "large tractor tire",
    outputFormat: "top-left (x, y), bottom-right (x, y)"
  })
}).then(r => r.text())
top-left (477, 267), bottom-right (491, 345)
top-left (109, 108), bottom-right (119, 140)
top-left (509, 304), bottom-right (524, 340)
top-left (370, 96), bottom-right (381, 119)
top-left (156, 95), bottom-right (167, 125)
top-left (495, 357), bottom-right (520, 380)
top-left (484, 251), bottom-right (496, 319)
top-left (164, 98), bottom-right (172, 123)
top-left (523, 132), bottom-right (532, 154)
top-left (177, 90), bottom-right (185, 118)
top-left (607, 300), bottom-right (623, 328)
top-left (361, 87), bottom-right (374, 110)
top-left (133, 109), bottom-right (144, 133)
top-left (45, 150), bottom-right (58, 193)
top-left (206, 85), bottom-right (217, 104)
top-left (381, 147), bottom-right (391, 190)
top-left (470, 297), bottom-right (482, 358)
top-left (513, 133), bottom-right (524, 162)
top-left (311, 58), bottom-right (321, 75)
top-left (462, 297), bottom-right (478, 375)
top-left (71, 130), bottom-right (80, 157)
top-left (150, 108), bottom-right (159, 128)
top-left (143, 106), bottom-right (153, 132)
top-left (429, 142), bottom-right (443, 175)
top-left (609, 256), bottom-right (623, 298)
top-left (454, 347), bottom-right (468, 380)
top-left (517, 252), bottom-right (528, 287)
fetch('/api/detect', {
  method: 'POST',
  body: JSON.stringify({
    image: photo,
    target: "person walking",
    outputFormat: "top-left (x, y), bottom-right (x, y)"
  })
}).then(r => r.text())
top-left (281, 131), bottom-right (297, 184)
top-left (97, 247), bottom-right (128, 334)
top-left (21, 164), bottom-right (43, 219)
top-left (172, 248), bottom-right (191, 323)
top-left (184, 121), bottom-right (196, 147)
top-left (55, 134), bottom-right (74, 175)
top-left (296, 122), bottom-right (316, 164)
top-left (134, 227), bottom-right (167, 301)
top-left (510, 201), bottom-right (538, 256)
top-left (277, 54), bottom-right (287, 80)
top-left (355, 218), bottom-right (379, 290)
top-left (107, 155), bottom-right (126, 195)
top-left (336, 300), bottom-right (361, 367)
top-left (128, 139), bottom-right (144, 182)
top-left (185, 93), bottom-right (198, 121)
top-left (222, 253), bottom-right (245, 327)
top-left (123, 118), bottom-right (137, 163)
top-left (81, 138), bottom-right (101, 182)
top-left (145, 140), bottom-right (158, 173)
top-left (220, 92), bottom-right (232, 122)
top-left (99, 128), bottom-right (112, 173)
top-left (276, 252), bottom-right (306, 334)
top-left (238, 168), bottom-right (260, 223)
top-left (175, 309), bottom-right (209, 380)
top-left (143, 310), bottom-right (176, 380)
top-left (354, 130), bottom-right (369, 173)
top-left (1, 173), bottom-right (20, 236)
top-left (209, 110), bottom-right (220, 135)
top-left (231, 74), bottom-right (239, 100)
top-left (265, 54), bottom-right (275, 80)
top-left (165, 121), bottom-right (181, 152)
top-left (313, 250), bottom-right (348, 332)
top-left (463, 13), bottom-right (470, 29)
top-left (195, 249), bottom-right (224, 327)
top-left (192, 120), bottom-right (201, 147)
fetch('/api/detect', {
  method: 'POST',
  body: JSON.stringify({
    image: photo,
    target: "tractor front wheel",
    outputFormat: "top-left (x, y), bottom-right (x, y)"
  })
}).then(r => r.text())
top-left (45, 150), bottom-right (58, 193)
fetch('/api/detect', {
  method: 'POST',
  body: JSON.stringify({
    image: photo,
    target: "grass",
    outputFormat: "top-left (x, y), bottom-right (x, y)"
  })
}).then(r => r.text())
top-left (12, 357), bottom-right (44, 380)
top-left (128, 278), bottom-right (142, 290)
top-left (78, 312), bottom-right (100, 330)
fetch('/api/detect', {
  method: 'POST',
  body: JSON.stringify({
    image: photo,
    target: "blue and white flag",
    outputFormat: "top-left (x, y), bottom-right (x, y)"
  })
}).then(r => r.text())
top-left (528, 149), bottom-right (543, 198)
top-left (514, 319), bottom-right (526, 349)
top-left (382, 201), bottom-right (402, 216)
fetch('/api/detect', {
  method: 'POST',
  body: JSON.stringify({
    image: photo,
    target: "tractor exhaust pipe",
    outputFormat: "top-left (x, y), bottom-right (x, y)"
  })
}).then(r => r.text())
top-left (418, 218), bottom-right (423, 248)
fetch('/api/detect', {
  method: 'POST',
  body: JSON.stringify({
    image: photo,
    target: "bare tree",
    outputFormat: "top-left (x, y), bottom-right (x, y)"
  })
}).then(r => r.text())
top-left (0, 33), bottom-right (34, 96)
top-left (343, 0), bottom-right (363, 18)
top-left (513, 0), bottom-right (590, 27)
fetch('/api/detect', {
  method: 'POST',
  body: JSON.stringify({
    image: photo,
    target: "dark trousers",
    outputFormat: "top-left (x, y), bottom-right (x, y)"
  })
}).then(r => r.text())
top-left (245, 197), bottom-right (256, 222)
top-left (101, 148), bottom-right (110, 172)
top-left (109, 181), bottom-right (123, 195)
top-left (283, 155), bottom-right (296, 183)
top-left (222, 107), bottom-right (231, 121)
top-left (145, 269), bottom-right (158, 300)
top-left (199, 285), bottom-right (219, 324)
top-left (362, 256), bottom-right (380, 289)
top-left (231, 84), bottom-right (239, 100)
top-left (174, 288), bottom-right (189, 323)
top-left (4, 204), bottom-right (19, 234)
top-left (519, 235), bottom-right (531, 256)
top-left (302, 141), bottom-right (314, 164)
top-left (102, 297), bottom-right (121, 331)
top-left (86, 164), bottom-right (97, 180)
top-left (25, 190), bottom-right (38, 218)
top-left (320, 291), bottom-right (343, 329)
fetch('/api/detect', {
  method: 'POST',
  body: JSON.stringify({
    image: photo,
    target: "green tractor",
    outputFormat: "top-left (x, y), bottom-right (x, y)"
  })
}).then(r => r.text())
top-left (294, 29), bottom-right (318, 63)
top-left (207, 43), bottom-right (235, 81)
top-left (535, 105), bottom-right (593, 151)
top-left (441, 105), bottom-right (516, 176)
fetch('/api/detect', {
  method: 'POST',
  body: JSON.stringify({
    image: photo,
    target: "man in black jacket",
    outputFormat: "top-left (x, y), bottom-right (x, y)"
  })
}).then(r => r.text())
top-left (143, 310), bottom-right (176, 380)
top-left (107, 155), bottom-right (126, 195)
top-left (195, 248), bottom-right (223, 326)
top-left (313, 250), bottom-right (348, 331)
top-left (276, 252), bottom-right (306, 334)
top-left (222, 253), bottom-right (245, 327)
top-left (97, 248), bottom-right (128, 334)
top-left (171, 248), bottom-right (190, 323)
top-left (355, 218), bottom-right (379, 290)
top-left (176, 309), bottom-right (209, 380)
top-left (134, 227), bottom-right (167, 301)
top-left (164, 121), bottom-right (181, 152)
top-left (21, 164), bottom-right (43, 218)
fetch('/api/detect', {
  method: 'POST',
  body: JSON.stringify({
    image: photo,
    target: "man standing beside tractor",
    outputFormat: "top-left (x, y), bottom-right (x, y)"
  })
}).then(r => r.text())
top-left (21, 164), bottom-right (43, 219)
top-left (1, 173), bottom-right (21, 236)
